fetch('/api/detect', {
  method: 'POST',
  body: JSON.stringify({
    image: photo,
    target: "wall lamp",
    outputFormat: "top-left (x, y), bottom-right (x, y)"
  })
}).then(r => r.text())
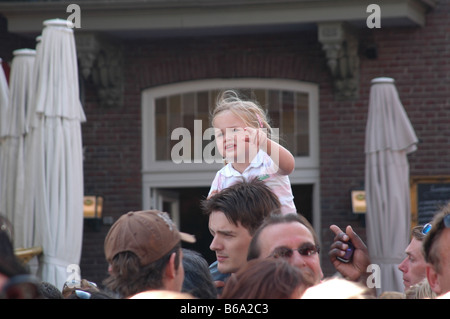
top-left (351, 190), bottom-right (366, 214)
top-left (350, 189), bottom-right (366, 226)
top-left (83, 195), bottom-right (104, 231)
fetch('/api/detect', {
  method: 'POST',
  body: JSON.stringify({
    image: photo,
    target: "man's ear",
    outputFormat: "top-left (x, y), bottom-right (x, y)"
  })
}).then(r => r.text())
top-left (164, 252), bottom-right (177, 280)
top-left (426, 263), bottom-right (441, 296)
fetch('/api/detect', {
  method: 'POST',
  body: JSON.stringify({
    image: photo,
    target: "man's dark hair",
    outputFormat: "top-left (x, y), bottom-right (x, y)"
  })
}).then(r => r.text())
top-left (0, 215), bottom-right (30, 279)
top-left (182, 248), bottom-right (217, 299)
top-left (38, 282), bottom-right (64, 299)
top-left (201, 177), bottom-right (281, 235)
top-left (103, 242), bottom-right (181, 298)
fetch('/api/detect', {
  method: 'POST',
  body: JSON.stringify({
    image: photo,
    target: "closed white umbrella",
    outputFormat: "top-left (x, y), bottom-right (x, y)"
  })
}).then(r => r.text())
top-left (0, 49), bottom-right (35, 248)
top-left (0, 58), bottom-right (9, 138)
top-left (365, 77), bottom-right (418, 294)
top-left (22, 35), bottom-right (44, 252)
top-left (26, 18), bottom-right (86, 289)
top-left (25, 35), bottom-right (43, 133)
top-left (0, 58), bottom-right (9, 214)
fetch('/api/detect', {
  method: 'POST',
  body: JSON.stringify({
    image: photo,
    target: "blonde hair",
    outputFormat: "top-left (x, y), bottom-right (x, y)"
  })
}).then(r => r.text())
top-left (378, 291), bottom-right (406, 299)
top-left (301, 278), bottom-right (375, 299)
top-left (405, 279), bottom-right (437, 299)
top-left (211, 90), bottom-right (273, 139)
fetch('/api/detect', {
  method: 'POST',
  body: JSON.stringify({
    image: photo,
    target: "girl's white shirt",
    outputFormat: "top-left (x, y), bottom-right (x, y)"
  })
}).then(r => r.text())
top-left (208, 149), bottom-right (296, 215)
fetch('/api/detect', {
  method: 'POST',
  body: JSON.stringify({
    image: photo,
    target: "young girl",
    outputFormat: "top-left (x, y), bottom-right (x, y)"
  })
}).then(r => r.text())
top-left (208, 90), bottom-right (296, 215)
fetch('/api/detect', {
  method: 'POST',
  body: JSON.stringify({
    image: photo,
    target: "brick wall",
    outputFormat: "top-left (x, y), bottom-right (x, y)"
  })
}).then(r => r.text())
top-left (2, 1), bottom-right (449, 285)
top-left (319, 1), bottom-right (450, 275)
top-left (80, 30), bottom-right (331, 283)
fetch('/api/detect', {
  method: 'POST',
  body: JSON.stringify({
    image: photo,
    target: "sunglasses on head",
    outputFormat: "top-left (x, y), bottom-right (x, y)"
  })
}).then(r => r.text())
top-left (422, 223), bottom-right (432, 235)
top-left (422, 214), bottom-right (450, 235)
top-left (270, 243), bottom-right (320, 259)
top-left (75, 290), bottom-right (92, 299)
top-left (63, 279), bottom-right (97, 290)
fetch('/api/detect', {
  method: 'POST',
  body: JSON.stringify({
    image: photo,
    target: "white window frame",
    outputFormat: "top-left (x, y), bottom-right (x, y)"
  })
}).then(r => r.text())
top-left (142, 78), bottom-right (321, 233)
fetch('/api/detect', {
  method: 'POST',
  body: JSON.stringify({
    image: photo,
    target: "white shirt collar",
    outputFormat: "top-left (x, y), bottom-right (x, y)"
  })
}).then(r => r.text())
top-left (221, 150), bottom-right (266, 177)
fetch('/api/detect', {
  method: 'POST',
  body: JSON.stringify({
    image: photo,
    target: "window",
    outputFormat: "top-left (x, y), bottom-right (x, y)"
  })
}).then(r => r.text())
top-left (142, 78), bottom-right (319, 180)
top-left (154, 90), bottom-right (218, 162)
top-left (141, 78), bottom-right (321, 236)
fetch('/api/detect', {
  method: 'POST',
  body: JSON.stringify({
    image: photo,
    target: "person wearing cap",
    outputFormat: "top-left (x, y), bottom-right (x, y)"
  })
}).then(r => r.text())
top-left (103, 210), bottom-right (195, 298)
top-left (423, 203), bottom-right (450, 297)
top-left (201, 177), bottom-right (281, 294)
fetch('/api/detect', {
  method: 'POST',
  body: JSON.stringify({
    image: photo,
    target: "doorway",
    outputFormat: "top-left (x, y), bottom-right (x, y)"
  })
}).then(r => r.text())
top-left (158, 187), bottom-right (214, 262)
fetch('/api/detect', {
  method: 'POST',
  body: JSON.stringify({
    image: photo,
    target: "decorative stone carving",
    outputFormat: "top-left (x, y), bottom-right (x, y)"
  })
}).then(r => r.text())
top-left (75, 33), bottom-right (123, 107)
top-left (318, 22), bottom-right (360, 100)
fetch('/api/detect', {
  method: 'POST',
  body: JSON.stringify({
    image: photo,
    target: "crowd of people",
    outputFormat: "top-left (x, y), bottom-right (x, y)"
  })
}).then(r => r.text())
top-left (1, 91), bottom-right (450, 300)
top-left (1, 177), bottom-right (449, 300)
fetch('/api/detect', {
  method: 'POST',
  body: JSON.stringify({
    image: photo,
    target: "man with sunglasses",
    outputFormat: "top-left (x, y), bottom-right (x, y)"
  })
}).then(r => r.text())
top-left (329, 223), bottom-right (432, 293)
top-left (423, 203), bottom-right (450, 297)
top-left (330, 223), bottom-right (431, 293)
top-left (248, 214), bottom-right (374, 289)
top-left (329, 205), bottom-right (450, 296)
top-left (247, 214), bottom-right (324, 285)
top-left (397, 225), bottom-right (428, 291)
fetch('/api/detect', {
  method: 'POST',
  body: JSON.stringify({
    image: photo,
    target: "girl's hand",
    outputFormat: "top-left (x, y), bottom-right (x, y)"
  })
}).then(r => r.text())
top-left (243, 127), bottom-right (268, 150)
top-left (244, 126), bottom-right (295, 176)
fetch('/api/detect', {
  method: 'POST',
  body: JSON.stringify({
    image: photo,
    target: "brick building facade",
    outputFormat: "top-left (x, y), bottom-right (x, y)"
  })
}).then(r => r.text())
top-left (1, 0), bottom-right (449, 286)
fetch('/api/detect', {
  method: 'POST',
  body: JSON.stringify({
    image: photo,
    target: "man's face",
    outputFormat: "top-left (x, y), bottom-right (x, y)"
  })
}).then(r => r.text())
top-left (257, 222), bottom-right (323, 284)
top-left (398, 237), bottom-right (427, 290)
top-left (427, 228), bottom-right (450, 296)
top-left (208, 211), bottom-right (253, 274)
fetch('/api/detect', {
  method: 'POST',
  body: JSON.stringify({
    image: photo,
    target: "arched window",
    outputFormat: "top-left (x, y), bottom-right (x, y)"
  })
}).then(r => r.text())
top-left (142, 78), bottom-right (318, 173)
top-left (142, 78), bottom-right (320, 229)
